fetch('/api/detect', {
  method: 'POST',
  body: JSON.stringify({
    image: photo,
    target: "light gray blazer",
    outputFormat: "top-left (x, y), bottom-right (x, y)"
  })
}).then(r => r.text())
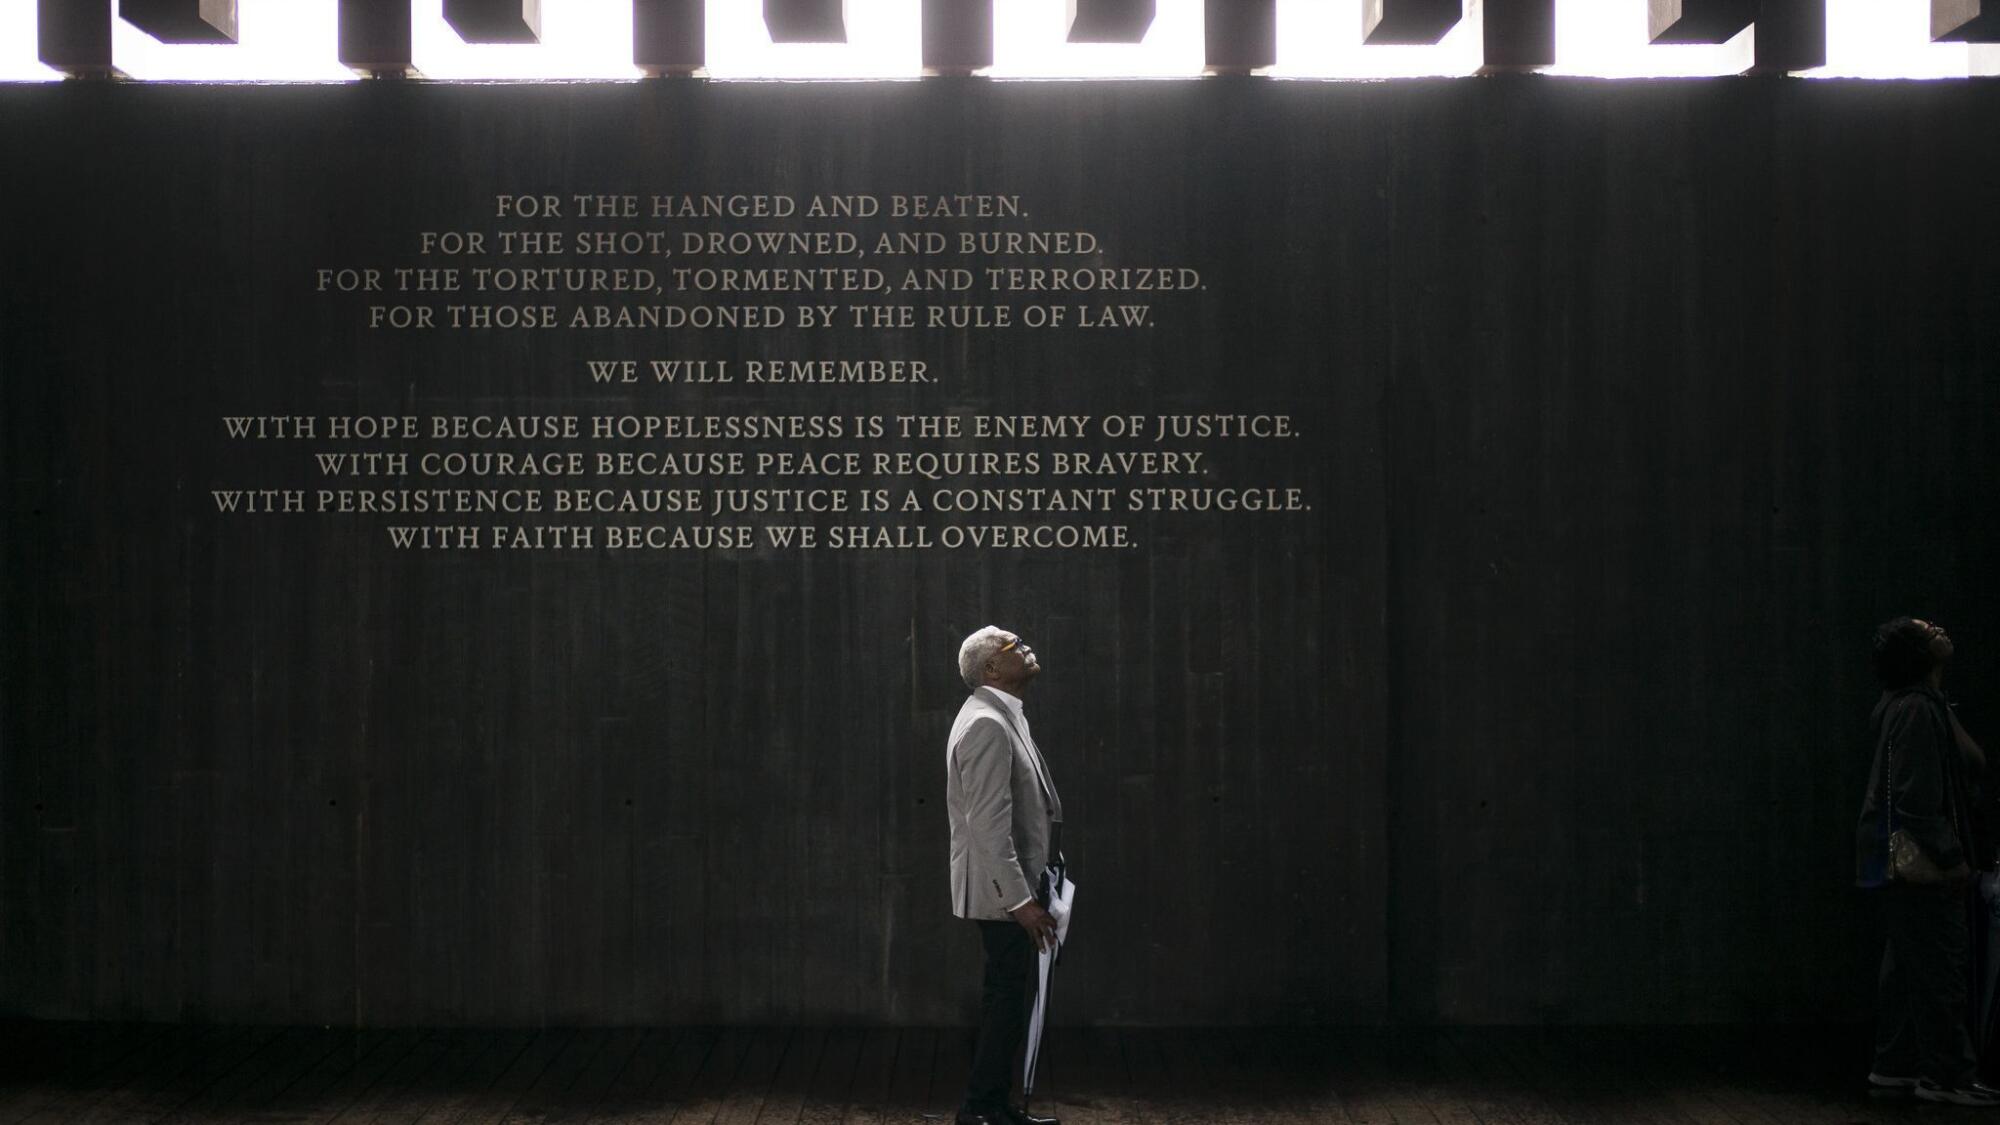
top-left (945, 688), bottom-right (1063, 920)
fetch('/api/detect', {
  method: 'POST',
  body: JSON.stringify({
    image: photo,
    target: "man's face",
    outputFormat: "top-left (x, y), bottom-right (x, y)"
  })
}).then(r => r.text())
top-left (1916, 619), bottom-right (1954, 664)
top-left (991, 632), bottom-right (1041, 684)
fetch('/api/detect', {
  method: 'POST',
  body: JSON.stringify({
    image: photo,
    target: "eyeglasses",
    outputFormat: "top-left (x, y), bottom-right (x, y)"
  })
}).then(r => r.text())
top-left (1000, 637), bottom-right (1024, 653)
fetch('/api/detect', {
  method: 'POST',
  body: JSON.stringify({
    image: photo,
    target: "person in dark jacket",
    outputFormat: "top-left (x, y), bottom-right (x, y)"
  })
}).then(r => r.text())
top-left (1856, 617), bottom-right (1999, 1106)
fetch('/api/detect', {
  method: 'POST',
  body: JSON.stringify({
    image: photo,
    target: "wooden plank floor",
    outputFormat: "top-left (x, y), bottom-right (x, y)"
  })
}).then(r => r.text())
top-left (0, 1024), bottom-right (1983, 1124)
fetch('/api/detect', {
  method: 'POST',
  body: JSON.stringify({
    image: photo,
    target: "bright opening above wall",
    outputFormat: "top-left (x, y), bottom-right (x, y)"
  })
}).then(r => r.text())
top-left (1548, 0), bottom-right (1753, 78)
top-left (1806, 0), bottom-right (2000, 78)
top-left (0, 0), bottom-right (1996, 82)
top-left (1269, 0), bottom-right (1485, 79)
top-left (0, 0), bottom-right (57, 79)
top-left (112, 0), bottom-right (352, 81)
top-left (410, 0), bottom-right (639, 80)
top-left (989, 0), bottom-right (1204, 79)
top-left (702, 0), bottom-right (921, 80)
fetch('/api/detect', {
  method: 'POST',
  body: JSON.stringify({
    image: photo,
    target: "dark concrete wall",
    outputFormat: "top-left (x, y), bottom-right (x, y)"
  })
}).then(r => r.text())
top-left (1, 78), bottom-right (1996, 1026)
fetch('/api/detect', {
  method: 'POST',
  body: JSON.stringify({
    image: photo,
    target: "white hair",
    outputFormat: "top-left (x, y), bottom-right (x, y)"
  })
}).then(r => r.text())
top-left (957, 625), bottom-right (1013, 691)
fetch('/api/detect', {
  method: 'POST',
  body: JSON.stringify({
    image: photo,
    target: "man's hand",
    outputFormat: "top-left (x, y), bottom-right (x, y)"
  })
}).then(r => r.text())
top-left (1010, 900), bottom-right (1059, 952)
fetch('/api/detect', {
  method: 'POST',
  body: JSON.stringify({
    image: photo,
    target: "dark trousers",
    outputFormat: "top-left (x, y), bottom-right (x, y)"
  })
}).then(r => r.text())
top-left (964, 918), bottom-right (1034, 1113)
top-left (1875, 883), bottom-right (1978, 1085)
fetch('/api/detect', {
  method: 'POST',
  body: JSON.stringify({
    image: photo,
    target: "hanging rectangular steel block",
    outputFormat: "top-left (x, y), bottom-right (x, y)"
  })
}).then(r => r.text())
top-left (39, 0), bottom-right (115, 75)
top-left (636, 0), bottom-right (704, 73)
top-left (1648, 0), bottom-right (1755, 43)
top-left (119, 0), bottom-right (237, 43)
top-left (1482, 0), bottom-right (1554, 67)
top-left (338, 0), bottom-right (412, 76)
top-left (1206, 0), bottom-right (1275, 70)
top-left (1751, 0), bottom-right (1825, 71)
top-left (1067, 0), bottom-right (1155, 43)
top-left (1933, 0), bottom-right (2000, 41)
top-left (764, 0), bottom-right (847, 43)
top-left (924, 0), bottom-right (993, 73)
top-left (1362, 0), bottom-right (1463, 46)
top-left (442, 0), bottom-right (540, 44)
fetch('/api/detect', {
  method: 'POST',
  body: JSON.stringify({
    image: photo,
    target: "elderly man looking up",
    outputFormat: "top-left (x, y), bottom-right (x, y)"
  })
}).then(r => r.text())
top-left (945, 626), bottom-right (1065, 1125)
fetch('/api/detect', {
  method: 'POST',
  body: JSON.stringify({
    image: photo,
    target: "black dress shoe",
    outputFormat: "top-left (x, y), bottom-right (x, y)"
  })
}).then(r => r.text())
top-left (1000, 1106), bottom-right (1060, 1125)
